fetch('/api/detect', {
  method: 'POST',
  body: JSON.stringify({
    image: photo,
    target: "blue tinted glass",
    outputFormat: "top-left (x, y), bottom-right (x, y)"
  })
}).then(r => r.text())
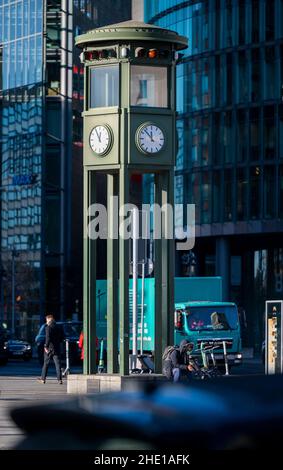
top-left (0, 7), bottom-right (2, 42)
top-left (36, 0), bottom-right (43, 33)
top-left (4, 5), bottom-right (9, 42)
top-left (10, 4), bottom-right (16, 41)
top-left (23, 0), bottom-right (29, 37)
top-left (36, 35), bottom-right (43, 82)
top-left (17, 1), bottom-right (23, 38)
top-left (30, 0), bottom-right (35, 34)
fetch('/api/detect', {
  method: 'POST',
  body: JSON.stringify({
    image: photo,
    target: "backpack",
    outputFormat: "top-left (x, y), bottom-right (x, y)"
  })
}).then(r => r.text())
top-left (162, 345), bottom-right (178, 361)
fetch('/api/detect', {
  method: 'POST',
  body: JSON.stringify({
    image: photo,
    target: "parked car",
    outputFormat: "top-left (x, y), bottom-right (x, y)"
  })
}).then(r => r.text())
top-left (6, 339), bottom-right (32, 361)
top-left (35, 321), bottom-right (83, 365)
top-left (0, 325), bottom-right (8, 365)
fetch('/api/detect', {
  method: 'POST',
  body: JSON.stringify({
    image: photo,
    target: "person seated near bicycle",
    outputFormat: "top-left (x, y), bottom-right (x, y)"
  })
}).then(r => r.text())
top-left (162, 340), bottom-right (195, 383)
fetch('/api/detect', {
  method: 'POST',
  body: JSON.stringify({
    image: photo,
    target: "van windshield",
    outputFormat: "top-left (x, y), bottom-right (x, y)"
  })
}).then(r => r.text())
top-left (185, 306), bottom-right (238, 331)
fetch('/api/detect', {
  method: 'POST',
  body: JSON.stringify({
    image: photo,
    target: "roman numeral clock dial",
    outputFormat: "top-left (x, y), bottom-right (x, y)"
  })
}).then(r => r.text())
top-left (89, 125), bottom-right (112, 156)
top-left (136, 123), bottom-right (165, 155)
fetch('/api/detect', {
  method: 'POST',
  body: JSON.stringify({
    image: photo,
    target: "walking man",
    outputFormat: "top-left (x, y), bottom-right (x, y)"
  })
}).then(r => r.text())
top-left (38, 314), bottom-right (64, 384)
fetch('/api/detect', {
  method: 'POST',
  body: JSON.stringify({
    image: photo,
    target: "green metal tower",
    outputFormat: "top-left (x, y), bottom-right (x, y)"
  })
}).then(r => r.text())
top-left (76, 20), bottom-right (188, 375)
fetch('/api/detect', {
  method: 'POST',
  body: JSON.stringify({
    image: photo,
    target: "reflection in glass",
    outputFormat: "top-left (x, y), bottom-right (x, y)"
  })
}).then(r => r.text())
top-left (131, 65), bottom-right (168, 108)
top-left (201, 172), bottom-right (211, 224)
top-left (191, 117), bottom-right (201, 167)
top-left (90, 65), bottom-right (119, 108)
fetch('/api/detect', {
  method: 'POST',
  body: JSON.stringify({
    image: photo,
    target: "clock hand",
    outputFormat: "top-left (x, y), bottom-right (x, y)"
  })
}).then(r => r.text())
top-left (144, 129), bottom-right (154, 142)
top-left (95, 128), bottom-right (101, 143)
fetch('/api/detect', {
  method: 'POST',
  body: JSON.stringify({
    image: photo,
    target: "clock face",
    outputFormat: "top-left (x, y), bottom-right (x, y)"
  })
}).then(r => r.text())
top-left (89, 125), bottom-right (112, 156)
top-left (137, 124), bottom-right (165, 154)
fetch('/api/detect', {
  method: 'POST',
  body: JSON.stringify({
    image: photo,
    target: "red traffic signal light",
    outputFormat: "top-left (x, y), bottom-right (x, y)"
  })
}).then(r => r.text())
top-left (84, 49), bottom-right (116, 61)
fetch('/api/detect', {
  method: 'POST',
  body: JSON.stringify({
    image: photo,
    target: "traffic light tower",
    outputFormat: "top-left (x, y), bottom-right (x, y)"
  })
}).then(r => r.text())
top-left (76, 20), bottom-right (188, 376)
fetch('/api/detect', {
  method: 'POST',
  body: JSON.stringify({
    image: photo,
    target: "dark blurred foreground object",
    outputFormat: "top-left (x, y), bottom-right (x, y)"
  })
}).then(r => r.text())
top-left (11, 375), bottom-right (283, 450)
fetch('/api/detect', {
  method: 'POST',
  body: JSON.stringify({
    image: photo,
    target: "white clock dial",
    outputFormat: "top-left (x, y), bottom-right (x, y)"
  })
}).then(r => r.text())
top-left (89, 125), bottom-right (112, 155)
top-left (137, 124), bottom-right (165, 154)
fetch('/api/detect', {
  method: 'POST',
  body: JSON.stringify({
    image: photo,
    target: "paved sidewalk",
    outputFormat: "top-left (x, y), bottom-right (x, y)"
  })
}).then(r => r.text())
top-left (0, 376), bottom-right (68, 450)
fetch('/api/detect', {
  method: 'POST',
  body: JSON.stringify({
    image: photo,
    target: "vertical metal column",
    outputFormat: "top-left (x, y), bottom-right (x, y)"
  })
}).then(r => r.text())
top-left (131, 207), bottom-right (139, 370)
top-left (168, 169), bottom-right (175, 345)
top-left (119, 166), bottom-right (130, 375)
top-left (107, 173), bottom-right (119, 373)
top-left (83, 170), bottom-right (97, 374)
top-left (154, 171), bottom-right (175, 373)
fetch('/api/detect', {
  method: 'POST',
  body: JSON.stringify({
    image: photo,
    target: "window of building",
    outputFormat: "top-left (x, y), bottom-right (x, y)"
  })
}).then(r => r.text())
top-left (192, 60), bottom-right (201, 111)
top-left (191, 116), bottom-right (201, 167)
top-left (265, 0), bottom-right (275, 41)
top-left (239, 0), bottom-right (246, 45)
top-left (237, 109), bottom-right (247, 162)
top-left (212, 170), bottom-right (222, 222)
top-left (202, 116), bottom-right (210, 166)
top-left (264, 106), bottom-right (276, 160)
top-left (189, 172), bottom-right (200, 224)
top-left (201, 172), bottom-right (211, 224)
top-left (47, 62), bottom-right (60, 96)
top-left (223, 111), bottom-right (233, 164)
top-left (215, 55), bottom-right (221, 106)
top-left (252, 0), bottom-right (260, 43)
top-left (237, 168), bottom-right (248, 220)
top-left (226, 53), bottom-right (233, 105)
top-left (264, 47), bottom-right (276, 100)
top-left (215, 0), bottom-right (221, 49)
top-left (238, 51), bottom-right (248, 102)
top-left (202, 58), bottom-right (211, 108)
top-left (250, 108), bottom-right (261, 162)
top-left (251, 49), bottom-right (261, 102)
top-left (131, 66), bottom-right (168, 108)
top-left (250, 166), bottom-right (261, 219)
top-left (225, 0), bottom-right (233, 47)
top-left (263, 166), bottom-right (275, 218)
top-left (213, 112), bottom-right (222, 165)
top-left (224, 169), bottom-right (233, 221)
top-left (90, 65), bottom-right (119, 108)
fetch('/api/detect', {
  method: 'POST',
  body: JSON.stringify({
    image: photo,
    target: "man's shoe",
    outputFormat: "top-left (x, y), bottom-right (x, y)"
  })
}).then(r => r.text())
top-left (58, 380), bottom-right (63, 384)
top-left (37, 378), bottom-right (45, 384)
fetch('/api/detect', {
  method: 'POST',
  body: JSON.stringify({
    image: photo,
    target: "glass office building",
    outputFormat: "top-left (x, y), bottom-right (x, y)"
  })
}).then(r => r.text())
top-left (0, 0), bottom-right (131, 341)
top-left (145, 0), bottom-right (283, 350)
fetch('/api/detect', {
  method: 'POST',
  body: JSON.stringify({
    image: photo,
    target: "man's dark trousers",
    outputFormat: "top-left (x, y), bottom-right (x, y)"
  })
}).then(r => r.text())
top-left (41, 351), bottom-right (62, 381)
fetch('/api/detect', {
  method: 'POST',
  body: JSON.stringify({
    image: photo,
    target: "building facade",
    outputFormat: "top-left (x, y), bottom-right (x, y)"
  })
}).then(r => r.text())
top-left (0, 0), bottom-right (131, 341)
top-left (145, 0), bottom-right (283, 350)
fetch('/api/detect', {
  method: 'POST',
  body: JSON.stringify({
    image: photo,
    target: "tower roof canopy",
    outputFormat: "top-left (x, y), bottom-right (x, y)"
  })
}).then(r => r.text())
top-left (75, 19), bottom-right (188, 51)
